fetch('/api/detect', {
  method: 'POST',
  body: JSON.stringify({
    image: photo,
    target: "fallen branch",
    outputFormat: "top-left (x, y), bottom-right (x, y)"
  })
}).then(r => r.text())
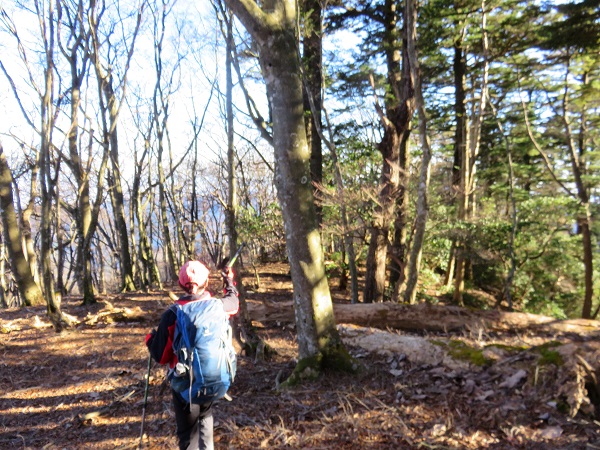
top-left (77, 389), bottom-right (136, 423)
top-left (248, 300), bottom-right (600, 338)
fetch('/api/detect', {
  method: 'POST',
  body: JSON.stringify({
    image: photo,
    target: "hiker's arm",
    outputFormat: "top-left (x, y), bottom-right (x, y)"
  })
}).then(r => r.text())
top-left (146, 308), bottom-right (177, 365)
top-left (221, 270), bottom-right (239, 316)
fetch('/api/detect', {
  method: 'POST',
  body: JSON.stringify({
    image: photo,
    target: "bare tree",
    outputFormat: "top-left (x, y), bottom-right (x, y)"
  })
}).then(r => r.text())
top-left (37, 0), bottom-right (70, 328)
top-left (54, 0), bottom-right (117, 305)
top-left (133, 128), bottom-right (163, 289)
top-left (150, 0), bottom-right (184, 282)
top-left (1, 1), bottom-right (69, 326)
top-left (86, 0), bottom-right (144, 293)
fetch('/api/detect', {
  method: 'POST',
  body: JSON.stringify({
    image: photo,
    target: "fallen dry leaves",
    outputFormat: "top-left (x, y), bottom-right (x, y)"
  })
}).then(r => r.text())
top-left (0, 268), bottom-right (599, 449)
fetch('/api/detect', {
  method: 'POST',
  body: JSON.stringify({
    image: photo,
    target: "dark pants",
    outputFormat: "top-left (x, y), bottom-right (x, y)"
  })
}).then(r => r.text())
top-left (172, 390), bottom-right (214, 450)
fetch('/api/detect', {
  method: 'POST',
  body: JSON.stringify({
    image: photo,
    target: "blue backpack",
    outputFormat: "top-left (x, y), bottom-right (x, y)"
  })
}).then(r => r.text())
top-left (169, 298), bottom-right (236, 404)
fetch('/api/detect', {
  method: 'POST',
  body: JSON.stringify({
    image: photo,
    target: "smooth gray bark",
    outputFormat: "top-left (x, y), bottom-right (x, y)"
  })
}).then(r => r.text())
top-left (224, 0), bottom-right (346, 372)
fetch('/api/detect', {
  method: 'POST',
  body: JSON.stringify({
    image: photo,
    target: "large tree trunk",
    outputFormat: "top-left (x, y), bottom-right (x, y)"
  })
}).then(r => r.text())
top-left (260, 33), bottom-right (338, 360)
top-left (0, 144), bottom-right (44, 307)
top-left (225, 0), bottom-right (350, 382)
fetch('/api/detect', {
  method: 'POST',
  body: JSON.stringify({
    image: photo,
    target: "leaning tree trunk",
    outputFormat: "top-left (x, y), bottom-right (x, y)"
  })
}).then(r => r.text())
top-left (225, 0), bottom-right (352, 383)
top-left (0, 144), bottom-right (44, 307)
top-left (561, 73), bottom-right (594, 319)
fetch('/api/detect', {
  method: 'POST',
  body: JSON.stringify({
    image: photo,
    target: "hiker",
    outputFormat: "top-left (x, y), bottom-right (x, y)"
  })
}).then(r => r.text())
top-left (146, 260), bottom-right (239, 450)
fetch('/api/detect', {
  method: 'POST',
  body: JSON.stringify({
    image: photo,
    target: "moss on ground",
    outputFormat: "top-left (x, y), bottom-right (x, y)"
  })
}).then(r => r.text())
top-left (280, 354), bottom-right (323, 388)
top-left (484, 343), bottom-right (528, 353)
top-left (433, 339), bottom-right (492, 367)
top-left (280, 343), bottom-right (359, 389)
top-left (532, 341), bottom-right (564, 366)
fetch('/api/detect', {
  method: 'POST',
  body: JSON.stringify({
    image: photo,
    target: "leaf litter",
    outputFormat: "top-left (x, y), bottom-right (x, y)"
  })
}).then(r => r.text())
top-left (0, 270), bottom-right (599, 449)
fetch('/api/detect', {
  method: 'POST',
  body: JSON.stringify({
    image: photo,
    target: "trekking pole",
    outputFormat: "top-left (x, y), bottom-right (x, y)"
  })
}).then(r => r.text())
top-left (138, 353), bottom-right (152, 449)
top-left (227, 242), bottom-right (246, 269)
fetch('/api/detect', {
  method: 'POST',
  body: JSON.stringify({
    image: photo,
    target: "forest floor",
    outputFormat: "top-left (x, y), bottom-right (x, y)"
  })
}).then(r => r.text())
top-left (1, 262), bottom-right (599, 450)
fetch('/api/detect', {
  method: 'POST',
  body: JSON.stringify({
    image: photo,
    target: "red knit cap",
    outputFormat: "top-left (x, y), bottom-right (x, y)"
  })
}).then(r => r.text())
top-left (178, 261), bottom-right (209, 292)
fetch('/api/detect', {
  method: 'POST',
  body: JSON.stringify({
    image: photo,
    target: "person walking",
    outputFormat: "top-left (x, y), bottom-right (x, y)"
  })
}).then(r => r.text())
top-left (146, 260), bottom-right (239, 450)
